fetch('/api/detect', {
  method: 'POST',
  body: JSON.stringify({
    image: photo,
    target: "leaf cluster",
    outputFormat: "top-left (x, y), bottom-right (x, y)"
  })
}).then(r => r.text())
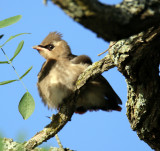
top-left (0, 15), bottom-right (35, 120)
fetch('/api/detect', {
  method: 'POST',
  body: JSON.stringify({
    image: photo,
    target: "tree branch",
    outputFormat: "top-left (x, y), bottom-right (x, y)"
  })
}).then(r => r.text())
top-left (0, 138), bottom-right (73, 151)
top-left (108, 26), bottom-right (160, 150)
top-left (24, 101), bottom-right (74, 150)
top-left (51, 0), bottom-right (160, 41)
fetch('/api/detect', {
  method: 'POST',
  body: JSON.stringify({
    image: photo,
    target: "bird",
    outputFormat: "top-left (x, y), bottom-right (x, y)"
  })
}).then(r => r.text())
top-left (33, 32), bottom-right (122, 114)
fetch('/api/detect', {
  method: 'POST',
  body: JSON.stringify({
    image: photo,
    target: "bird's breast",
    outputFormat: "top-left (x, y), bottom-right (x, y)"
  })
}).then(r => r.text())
top-left (37, 60), bottom-right (86, 109)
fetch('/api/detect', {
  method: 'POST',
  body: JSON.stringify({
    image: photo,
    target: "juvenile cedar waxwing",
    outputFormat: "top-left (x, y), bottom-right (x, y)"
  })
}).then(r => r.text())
top-left (33, 32), bottom-right (122, 114)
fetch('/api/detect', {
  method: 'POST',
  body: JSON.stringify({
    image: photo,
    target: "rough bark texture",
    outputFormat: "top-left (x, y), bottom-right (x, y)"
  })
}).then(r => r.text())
top-left (0, 138), bottom-right (73, 151)
top-left (109, 26), bottom-right (160, 150)
top-left (51, 0), bottom-right (160, 41)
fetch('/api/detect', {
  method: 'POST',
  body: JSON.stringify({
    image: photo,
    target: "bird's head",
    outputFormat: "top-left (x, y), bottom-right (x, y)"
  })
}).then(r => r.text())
top-left (33, 32), bottom-right (71, 60)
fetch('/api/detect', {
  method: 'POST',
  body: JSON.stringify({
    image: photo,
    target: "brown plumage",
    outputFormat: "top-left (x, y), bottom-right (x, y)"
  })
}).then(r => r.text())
top-left (33, 32), bottom-right (122, 114)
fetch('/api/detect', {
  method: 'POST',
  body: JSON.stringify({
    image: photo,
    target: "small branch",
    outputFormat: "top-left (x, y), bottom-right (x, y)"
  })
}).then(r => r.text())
top-left (24, 102), bottom-right (74, 150)
top-left (1, 48), bottom-right (28, 92)
top-left (55, 134), bottom-right (63, 148)
top-left (1, 138), bottom-right (73, 151)
top-left (98, 41), bottom-right (117, 56)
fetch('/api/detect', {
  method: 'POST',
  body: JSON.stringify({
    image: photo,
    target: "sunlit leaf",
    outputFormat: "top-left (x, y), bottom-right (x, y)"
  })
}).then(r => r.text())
top-left (18, 92), bottom-right (35, 120)
top-left (0, 33), bottom-right (30, 47)
top-left (19, 66), bottom-right (33, 80)
top-left (0, 15), bottom-right (22, 28)
top-left (0, 61), bottom-right (8, 64)
top-left (0, 79), bottom-right (17, 85)
top-left (10, 40), bottom-right (24, 62)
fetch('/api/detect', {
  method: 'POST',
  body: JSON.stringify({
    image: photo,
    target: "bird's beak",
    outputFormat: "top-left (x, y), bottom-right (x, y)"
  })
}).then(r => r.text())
top-left (32, 45), bottom-right (43, 51)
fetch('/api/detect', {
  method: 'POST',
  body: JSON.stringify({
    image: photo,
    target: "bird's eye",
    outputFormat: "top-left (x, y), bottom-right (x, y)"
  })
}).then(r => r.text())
top-left (45, 44), bottom-right (54, 51)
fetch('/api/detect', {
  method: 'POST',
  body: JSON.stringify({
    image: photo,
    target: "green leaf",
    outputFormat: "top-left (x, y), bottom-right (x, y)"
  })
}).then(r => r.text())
top-left (18, 92), bottom-right (35, 120)
top-left (0, 79), bottom-right (17, 85)
top-left (0, 33), bottom-right (30, 47)
top-left (10, 40), bottom-right (24, 62)
top-left (0, 15), bottom-right (22, 28)
top-left (19, 66), bottom-right (33, 80)
top-left (0, 61), bottom-right (8, 64)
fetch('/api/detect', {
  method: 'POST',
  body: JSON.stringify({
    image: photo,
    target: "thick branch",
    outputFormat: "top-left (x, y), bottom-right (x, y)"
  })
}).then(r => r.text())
top-left (108, 26), bottom-right (160, 150)
top-left (51, 0), bottom-right (160, 41)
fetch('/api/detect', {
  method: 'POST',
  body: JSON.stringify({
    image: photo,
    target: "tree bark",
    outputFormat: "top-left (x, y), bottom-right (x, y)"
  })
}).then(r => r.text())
top-left (51, 0), bottom-right (160, 41)
top-left (0, 138), bottom-right (73, 151)
top-left (110, 26), bottom-right (160, 150)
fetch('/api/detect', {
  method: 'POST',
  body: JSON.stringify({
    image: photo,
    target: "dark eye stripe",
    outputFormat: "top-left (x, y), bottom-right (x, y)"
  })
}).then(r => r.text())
top-left (38, 44), bottom-right (55, 51)
top-left (45, 44), bottom-right (54, 51)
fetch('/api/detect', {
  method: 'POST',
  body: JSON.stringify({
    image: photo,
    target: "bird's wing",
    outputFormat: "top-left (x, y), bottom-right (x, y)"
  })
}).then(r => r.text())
top-left (96, 75), bottom-right (122, 105)
top-left (70, 55), bottom-right (92, 65)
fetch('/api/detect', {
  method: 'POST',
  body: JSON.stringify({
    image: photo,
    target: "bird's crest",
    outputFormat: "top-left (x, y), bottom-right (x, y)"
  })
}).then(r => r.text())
top-left (41, 32), bottom-right (62, 45)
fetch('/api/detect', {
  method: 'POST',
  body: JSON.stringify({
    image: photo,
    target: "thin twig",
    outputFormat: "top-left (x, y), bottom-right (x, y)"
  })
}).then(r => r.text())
top-left (98, 49), bottom-right (109, 56)
top-left (55, 134), bottom-right (63, 148)
top-left (98, 42), bottom-right (117, 56)
top-left (1, 48), bottom-right (28, 92)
